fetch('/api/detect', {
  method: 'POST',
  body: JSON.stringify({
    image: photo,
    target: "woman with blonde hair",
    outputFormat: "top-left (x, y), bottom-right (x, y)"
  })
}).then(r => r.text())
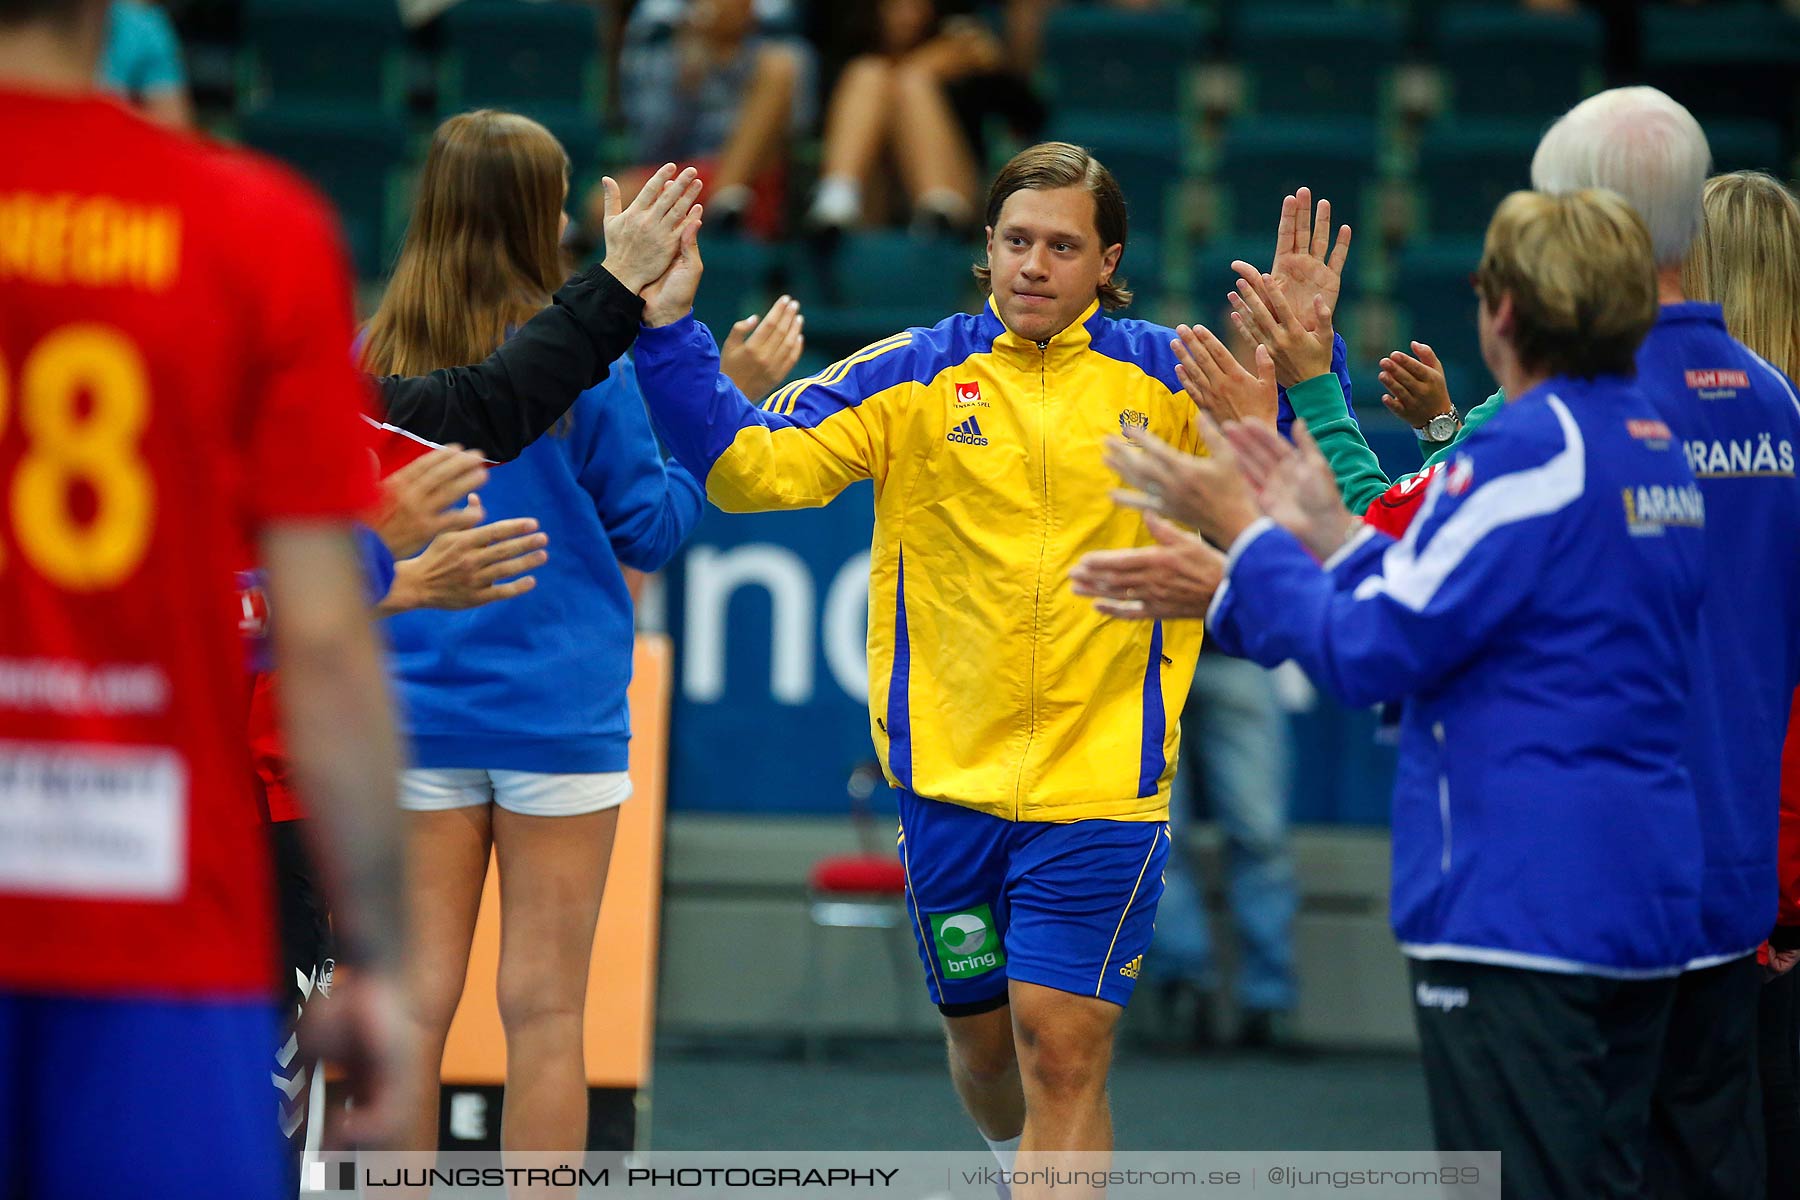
top-left (1683, 168), bottom-right (1800, 1200)
top-left (363, 110), bottom-right (703, 1157)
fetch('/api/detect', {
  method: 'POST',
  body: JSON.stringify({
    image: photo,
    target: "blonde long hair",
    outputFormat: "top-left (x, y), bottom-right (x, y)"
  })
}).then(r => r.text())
top-left (1682, 171), bottom-right (1800, 381)
top-left (360, 110), bottom-right (570, 376)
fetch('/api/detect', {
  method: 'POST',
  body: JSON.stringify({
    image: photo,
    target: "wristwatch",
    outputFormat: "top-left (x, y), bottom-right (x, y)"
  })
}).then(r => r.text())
top-left (1416, 407), bottom-right (1461, 443)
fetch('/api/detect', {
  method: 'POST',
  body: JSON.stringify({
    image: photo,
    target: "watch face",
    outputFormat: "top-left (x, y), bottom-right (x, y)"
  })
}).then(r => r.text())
top-left (1426, 414), bottom-right (1458, 440)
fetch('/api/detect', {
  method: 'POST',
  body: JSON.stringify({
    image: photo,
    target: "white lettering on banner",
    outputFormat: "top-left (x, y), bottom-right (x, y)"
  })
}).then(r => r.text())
top-left (0, 740), bottom-right (186, 898)
top-left (0, 657), bottom-right (169, 716)
top-left (683, 546), bottom-right (870, 705)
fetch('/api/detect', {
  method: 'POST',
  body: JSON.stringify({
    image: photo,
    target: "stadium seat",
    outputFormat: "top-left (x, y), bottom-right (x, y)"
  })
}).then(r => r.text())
top-left (1704, 119), bottom-right (1788, 177)
top-left (1435, 7), bottom-right (1603, 122)
top-left (1416, 120), bottom-right (1541, 238)
top-left (439, 0), bottom-right (605, 151)
top-left (1212, 117), bottom-right (1379, 240)
top-left (790, 232), bottom-right (982, 360)
top-left (1392, 239), bottom-right (1485, 391)
top-left (1230, 6), bottom-right (1403, 118)
top-left (238, 0), bottom-right (407, 112)
top-left (1643, 5), bottom-right (1800, 129)
top-left (687, 237), bottom-right (778, 346)
top-left (1040, 4), bottom-right (1213, 118)
top-left (1045, 113), bottom-right (1186, 237)
top-left (239, 105), bottom-right (410, 280)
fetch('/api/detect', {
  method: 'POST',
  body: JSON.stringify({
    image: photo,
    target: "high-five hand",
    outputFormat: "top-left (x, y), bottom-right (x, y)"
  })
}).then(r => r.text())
top-left (600, 164), bottom-right (704, 293)
top-left (1171, 323), bottom-right (1278, 429)
top-left (1234, 186), bottom-right (1351, 335)
top-left (641, 207), bottom-right (706, 328)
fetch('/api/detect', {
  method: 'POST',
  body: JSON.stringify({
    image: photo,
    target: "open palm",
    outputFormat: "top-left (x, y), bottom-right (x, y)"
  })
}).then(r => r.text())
top-left (1262, 187), bottom-right (1351, 334)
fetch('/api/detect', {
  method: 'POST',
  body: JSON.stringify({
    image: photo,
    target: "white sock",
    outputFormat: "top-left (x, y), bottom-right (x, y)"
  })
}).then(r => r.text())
top-left (983, 1132), bottom-right (1021, 1172)
top-left (810, 175), bottom-right (861, 226)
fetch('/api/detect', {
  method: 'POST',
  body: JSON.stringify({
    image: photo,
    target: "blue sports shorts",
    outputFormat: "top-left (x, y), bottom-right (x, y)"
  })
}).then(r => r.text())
top-left (0, 991), bottom-right (284, 1199)
top-left (896, 790), bottom-right (1170, 1014)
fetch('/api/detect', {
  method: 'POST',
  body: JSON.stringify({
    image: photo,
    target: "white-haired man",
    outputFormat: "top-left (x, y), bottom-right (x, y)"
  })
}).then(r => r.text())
top-left (1398, 85), bottom-right (1800, 1200)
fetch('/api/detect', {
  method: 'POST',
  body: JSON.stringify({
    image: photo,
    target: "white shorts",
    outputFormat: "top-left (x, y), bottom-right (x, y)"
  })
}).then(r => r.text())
top-left (398, 768), bottom-right (632, 817)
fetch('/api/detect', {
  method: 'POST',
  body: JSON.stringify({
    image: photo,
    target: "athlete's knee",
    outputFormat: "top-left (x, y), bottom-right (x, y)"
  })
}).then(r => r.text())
top-left (496, 965), bottom-right (585, 1037)
top-left (1013, 1011), bottom-right (1113, 1098)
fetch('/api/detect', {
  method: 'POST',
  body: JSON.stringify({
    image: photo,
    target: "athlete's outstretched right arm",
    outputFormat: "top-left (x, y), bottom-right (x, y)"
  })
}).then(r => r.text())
top-left (632, 222), bottom-right (901, 512)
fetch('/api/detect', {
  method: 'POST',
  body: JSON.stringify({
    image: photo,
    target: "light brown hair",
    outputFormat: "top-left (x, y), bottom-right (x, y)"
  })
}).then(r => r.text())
top-left (1682, 171), bottom-right (1800, 381)
top-left (360, 110), bottom-right (569, 377)
top-left (1474, 189), bottom-right (1658, 379)
top-left (973, 141), bottom-right (1132, 311)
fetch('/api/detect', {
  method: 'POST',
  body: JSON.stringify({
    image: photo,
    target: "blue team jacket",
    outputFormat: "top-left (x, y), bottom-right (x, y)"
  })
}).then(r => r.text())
top-left (1209, 374), bottom-right (1709, 976)
top-left (1638, 304), bottom-right (1800, 963)
top-left (385, 358), bottom-right (703, 774)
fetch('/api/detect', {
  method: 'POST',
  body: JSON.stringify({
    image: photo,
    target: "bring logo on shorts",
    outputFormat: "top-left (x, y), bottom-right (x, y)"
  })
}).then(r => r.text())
top-left (930, 905), bottom-right (1006, 978)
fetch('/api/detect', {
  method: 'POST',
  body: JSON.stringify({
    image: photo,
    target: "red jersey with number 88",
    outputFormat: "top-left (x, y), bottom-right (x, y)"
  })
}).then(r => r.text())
top-left (0, 91), bottom-right (375, 997)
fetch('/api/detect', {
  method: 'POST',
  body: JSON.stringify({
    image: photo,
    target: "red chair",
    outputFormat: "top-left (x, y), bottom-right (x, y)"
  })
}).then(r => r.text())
top-left (800, 763), bottom-right (916, 1056)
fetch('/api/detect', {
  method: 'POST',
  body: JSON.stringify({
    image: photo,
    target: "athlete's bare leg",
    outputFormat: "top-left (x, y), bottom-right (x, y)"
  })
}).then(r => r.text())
top-left (397, 806), bottom-right (494, 1155)
top-left (493, 805), bottom-right (620, 1159)
top-left (943, 1004), bottom-right (1026, 1140)
top-left (1009, 980), bottom-right (1121, 1200)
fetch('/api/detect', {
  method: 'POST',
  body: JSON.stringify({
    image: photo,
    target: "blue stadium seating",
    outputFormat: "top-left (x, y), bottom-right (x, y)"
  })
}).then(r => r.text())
top-left (239, 0), bottom-right (406, 112)
top-left (1039, 4), bottom-right (1212, 117)
top-left (1392, 239), bottom-right (1485, 396)
top-left (1643, 4), bottom-right (1800, 130)
top-left (439, 0), bottom-right (605, 161)
top-left (239, 105), bottom-right (410, 280)
top-left (1230, 6), bottom-right (1403, 118)
top-left (1213, 117), bottom-right (1379, 240)
top-left (1416, 120), bottom-right (1542, 238)
top-left (1435, 7), bottom-right (1603, 122)
top-left (1045, 113), bottom-right (1185, 237)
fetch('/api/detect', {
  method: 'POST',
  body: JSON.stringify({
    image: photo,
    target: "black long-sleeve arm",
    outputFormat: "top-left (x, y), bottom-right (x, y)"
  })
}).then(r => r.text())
top-left (373, 263), bottom-right (646, 461)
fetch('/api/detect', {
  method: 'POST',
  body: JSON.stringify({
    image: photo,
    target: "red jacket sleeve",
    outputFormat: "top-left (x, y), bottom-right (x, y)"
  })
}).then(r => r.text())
top-left (1776, 688), bottom-right (1800, 940)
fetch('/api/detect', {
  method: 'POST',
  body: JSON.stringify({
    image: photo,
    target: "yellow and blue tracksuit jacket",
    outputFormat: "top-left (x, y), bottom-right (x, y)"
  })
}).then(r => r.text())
top-left (633, 297), bottom-right (1206, 822)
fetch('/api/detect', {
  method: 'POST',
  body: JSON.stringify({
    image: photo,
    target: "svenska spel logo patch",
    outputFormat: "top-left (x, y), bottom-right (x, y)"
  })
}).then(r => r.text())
top-left (954, 381), bottom-right (982, 404)
top-left (931, 905), bottom-right (1005, 978)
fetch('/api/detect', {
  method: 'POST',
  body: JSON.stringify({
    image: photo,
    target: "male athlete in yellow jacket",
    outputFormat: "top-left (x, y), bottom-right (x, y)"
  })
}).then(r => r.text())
top-left (630, 143), bottom-right (1206, 1171)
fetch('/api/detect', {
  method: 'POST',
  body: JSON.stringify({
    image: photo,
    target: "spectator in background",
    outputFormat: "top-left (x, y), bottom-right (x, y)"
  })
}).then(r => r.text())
top-left (97, 0), bottom-right (189, 126)
top-left (1146, 648), bottom-right (1297, 1052)
top-left (1679, 169), bottom-right (1800, 1200)
top-left (363, 111), bottom-right (704, 1162)
top-left (602, 0), bottom-right (814, 239)
top-left (806, 0), bottom-right (1043, 238)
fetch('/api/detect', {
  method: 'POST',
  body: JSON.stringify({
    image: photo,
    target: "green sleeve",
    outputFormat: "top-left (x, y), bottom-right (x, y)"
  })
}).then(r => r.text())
top-left (1285, 372), bottom-right (1392, 515)
top-left (1419, 387), bottom-right (1507, 469)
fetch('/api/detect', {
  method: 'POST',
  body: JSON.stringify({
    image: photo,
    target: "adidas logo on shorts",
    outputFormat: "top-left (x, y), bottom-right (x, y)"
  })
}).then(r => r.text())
top-left (1119, 954), bottom-right (1143, 980)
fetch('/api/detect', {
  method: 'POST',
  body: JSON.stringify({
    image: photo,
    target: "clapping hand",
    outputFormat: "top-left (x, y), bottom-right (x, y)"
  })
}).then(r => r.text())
top-left (600, 164), bottom-right (704, 293)
top-left (1172, 323), bottom-right (1278, 429)
top-left (370, 445), bottom-right (489, 561)
top-left (1227, 273), bottom-right (1335, 389)
top-left (720, 295), bottom-right (805, 404)
top-left (1102, 413), bottom-right (1263, 551)
top-left (1223, 419), bottom-right (1356, 561)
top-left (1379, 342), bottom-right (1456, 429)
top-left (1070, 512), bottom-right (1226, 621)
